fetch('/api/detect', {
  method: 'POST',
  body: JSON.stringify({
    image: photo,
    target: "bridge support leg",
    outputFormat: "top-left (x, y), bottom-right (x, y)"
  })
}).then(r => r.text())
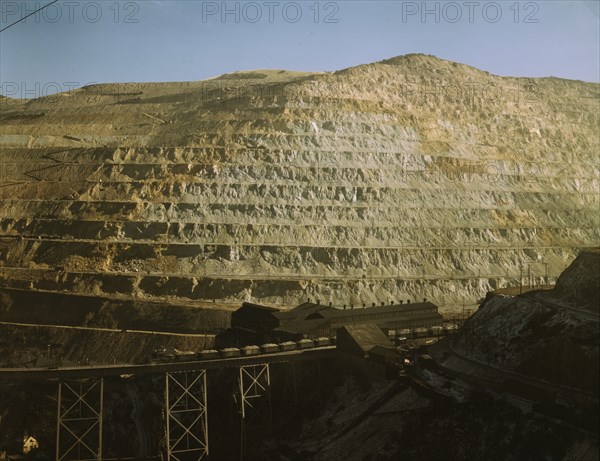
top-left (55, 378), bottom-right (103, 461)
top-left (239, 364), bottom-right (271, 420)
top-left (165, 370), bottom-right (209, 461)
top-left (238, 364), bottom-right (272, 458)
top-left (289, 359), bottom-right (321, 404)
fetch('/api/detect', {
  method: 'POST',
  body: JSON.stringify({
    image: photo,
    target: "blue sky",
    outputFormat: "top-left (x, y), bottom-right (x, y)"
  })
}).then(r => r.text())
top-left (1, 0), bottom-right (599, 97)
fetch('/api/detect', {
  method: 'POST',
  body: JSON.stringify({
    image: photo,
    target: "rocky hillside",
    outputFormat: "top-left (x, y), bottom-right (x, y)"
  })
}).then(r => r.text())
top-left (452, 249), bottom-right (600, 394)
top-left (280, 377), bottom-right (597, 461)
top-left (0, 54), bottom-right (598, 312)
top-left (553, 248), bottom-right (600, 313)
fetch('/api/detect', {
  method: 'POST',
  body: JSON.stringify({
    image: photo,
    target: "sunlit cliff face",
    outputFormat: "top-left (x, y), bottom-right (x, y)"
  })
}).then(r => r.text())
top-left (0, 54), bottom-right (598, 311)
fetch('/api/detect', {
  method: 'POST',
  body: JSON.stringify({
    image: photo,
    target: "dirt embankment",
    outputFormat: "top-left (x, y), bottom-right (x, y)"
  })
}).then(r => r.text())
top-left (0, 323), bottom-right (214, 366)
top-left (0, 288), bottom-right (223, 365)
top-left (0, 288), bottom-right (231, 332)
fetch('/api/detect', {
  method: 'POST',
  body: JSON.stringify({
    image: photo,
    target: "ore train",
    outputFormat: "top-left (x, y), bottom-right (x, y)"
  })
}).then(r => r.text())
top-left (148, 337), bottom-right (333, 363)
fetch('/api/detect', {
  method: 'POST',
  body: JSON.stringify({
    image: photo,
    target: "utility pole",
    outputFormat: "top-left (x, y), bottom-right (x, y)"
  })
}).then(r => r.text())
top-left (519, 265), bottom-right (523, 294)
top-left (398, 246), bottom-right (402, 278)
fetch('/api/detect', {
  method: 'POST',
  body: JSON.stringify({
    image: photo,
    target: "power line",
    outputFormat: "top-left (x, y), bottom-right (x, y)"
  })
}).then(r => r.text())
top-left (0, 0), bottom-right (60, 33)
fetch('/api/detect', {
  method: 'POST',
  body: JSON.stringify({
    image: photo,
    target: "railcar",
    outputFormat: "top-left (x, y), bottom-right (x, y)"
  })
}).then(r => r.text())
top-left (148, 349), bottom-right (175, 363)
top-left (431, 325), bottom-right (444, 335)
top-left (414, 327), bottom-right (428, 337)
top-left (221, 347), bottom-right (241, 358)
top-left (174, 351), bottom-right (197, 362)
top-left (260, 343), bottom-right (279, 354)
top-left (279, 341), bottom-right (297, 351)
top-left (198, 349), bottom-right (219, 360)
top-left (241, 345), bottom-right (261, 356)
top-left (315, 337), bottom-right (332, 347)
top-left (297, 338), bottom-right (314, 349)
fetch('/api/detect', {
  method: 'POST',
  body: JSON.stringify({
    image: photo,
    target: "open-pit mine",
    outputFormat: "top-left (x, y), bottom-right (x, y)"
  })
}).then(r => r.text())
top-left (1, 53), bottom-right (598, 315)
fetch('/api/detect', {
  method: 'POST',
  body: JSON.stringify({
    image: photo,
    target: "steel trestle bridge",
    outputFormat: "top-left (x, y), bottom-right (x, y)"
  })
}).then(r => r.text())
top-left (1, 346), bottom-right (336, 461)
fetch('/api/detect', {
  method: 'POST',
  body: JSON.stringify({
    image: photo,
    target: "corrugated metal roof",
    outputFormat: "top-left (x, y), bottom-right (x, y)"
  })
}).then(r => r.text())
top-left (239, 302), bottom-right (280, 312)
top-left (379, 312), bottom-right (442, 327)
top-left (274, 318), bottom-right (330, 334)
top-left (274, 301), bottom-right (439, 322)
top-left (273, 302), bottom-right (330, 320)
top-left (323, 302), bottom-right (438, 319)
top-left (338, 324), bottom-right (393, 353)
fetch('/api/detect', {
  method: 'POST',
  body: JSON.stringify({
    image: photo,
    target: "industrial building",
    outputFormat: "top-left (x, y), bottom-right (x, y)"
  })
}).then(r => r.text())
top-left (336, 324), bottom-right (398, 379)
top-left (230, 300), bottom-right (442, 341)
top-left (230, 302), bottom-right (280, 336)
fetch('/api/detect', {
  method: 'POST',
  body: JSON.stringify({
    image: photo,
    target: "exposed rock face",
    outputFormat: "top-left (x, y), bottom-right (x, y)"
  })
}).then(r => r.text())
top-left (0, 54), bottom-right (598, 311)
top-left (452, 249), bottom-right (600, 394)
